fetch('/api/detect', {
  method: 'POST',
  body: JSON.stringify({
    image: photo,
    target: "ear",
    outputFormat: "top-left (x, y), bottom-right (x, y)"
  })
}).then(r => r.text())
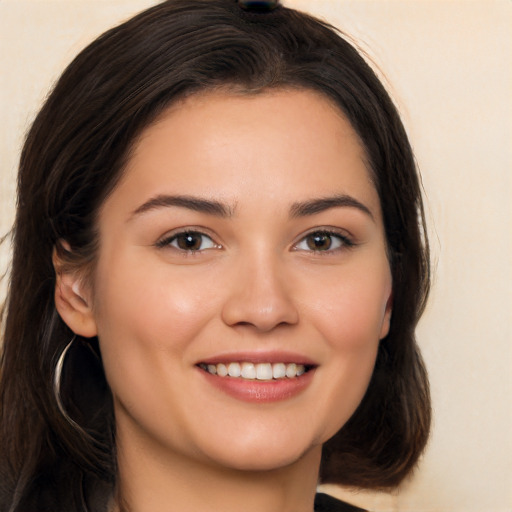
top-left (53, 247), bottom-right (98, 338)
top-left (379, 291), bottom-right (393, 340)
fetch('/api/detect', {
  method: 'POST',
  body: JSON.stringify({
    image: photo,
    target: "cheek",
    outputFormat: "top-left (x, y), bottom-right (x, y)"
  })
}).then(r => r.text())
top-left (306, 264), bottom-right (392, 350)
top-left (91, 252), bottom-right (223, 369)
top-left (89, 257), bottom-right (225, 441)
top-left (300, 263), bottom-right (391, 439)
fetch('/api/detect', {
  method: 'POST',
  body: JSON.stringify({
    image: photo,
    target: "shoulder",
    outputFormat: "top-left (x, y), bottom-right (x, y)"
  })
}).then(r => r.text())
top-left (314, 493), bottom-right (367, 512)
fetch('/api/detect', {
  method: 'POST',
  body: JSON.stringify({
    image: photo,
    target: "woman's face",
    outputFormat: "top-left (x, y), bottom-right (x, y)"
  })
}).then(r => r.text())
top-left (86, 89), bottom-right (392, 471)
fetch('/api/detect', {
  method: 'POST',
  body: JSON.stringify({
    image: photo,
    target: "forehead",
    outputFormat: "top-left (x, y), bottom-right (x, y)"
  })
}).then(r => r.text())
top-left (110, 88), bottom-right (380, 219)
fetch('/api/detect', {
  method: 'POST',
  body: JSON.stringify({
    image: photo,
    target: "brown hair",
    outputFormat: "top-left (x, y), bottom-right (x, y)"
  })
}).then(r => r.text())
top-left (0, 1), bottom-right (430, 510)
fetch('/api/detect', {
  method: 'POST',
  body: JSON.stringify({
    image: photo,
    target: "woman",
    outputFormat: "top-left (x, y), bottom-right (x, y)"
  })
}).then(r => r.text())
top-left (0, 1), bottom-right (431, 511)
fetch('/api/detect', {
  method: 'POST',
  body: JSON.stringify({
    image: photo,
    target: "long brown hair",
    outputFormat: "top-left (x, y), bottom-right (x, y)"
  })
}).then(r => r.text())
top-left (0, 1), bottom-right (430, 510)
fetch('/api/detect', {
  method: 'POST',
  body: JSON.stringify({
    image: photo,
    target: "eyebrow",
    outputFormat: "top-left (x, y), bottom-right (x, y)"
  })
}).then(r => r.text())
top-left (289, 194), bottom-right (374, 220)
top-left (129, 194), bottom-right (234, 219)
top-left (129, 193), bottom-right (373, 221)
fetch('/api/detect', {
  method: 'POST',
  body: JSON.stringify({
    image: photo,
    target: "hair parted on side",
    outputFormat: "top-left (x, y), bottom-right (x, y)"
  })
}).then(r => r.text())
top-left (0, 1), bottom-right (430, 510)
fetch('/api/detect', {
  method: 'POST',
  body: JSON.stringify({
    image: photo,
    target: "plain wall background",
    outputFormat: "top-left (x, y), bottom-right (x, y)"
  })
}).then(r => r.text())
top-left (1, 1), bottom-right (510, 511)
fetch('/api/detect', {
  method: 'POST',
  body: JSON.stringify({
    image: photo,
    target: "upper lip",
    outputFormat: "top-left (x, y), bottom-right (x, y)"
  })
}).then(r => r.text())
top-left (196, 351), bottom-right (318, 366)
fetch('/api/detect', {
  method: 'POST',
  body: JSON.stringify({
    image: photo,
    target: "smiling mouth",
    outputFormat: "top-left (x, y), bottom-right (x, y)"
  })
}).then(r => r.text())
top-left (197, 362), bottom-right (312, 381)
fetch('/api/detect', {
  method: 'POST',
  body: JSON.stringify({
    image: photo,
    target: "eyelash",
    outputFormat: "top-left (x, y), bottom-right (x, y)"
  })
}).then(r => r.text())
top-left (155, 230), bottom-right (219, 253)
top-left (294, 229), bottom-right (355, 254)
top-left (155, 228), bottom-right (355, 254)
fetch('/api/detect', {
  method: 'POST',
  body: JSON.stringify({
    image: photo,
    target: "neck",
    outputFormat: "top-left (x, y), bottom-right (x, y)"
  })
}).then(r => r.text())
top-left (113, 434), bottom-right (321, 512)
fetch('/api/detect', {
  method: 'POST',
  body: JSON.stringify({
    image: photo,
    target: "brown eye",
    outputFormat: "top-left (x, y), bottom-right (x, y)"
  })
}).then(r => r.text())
top-left (295, 230), bottom-right (352, 253)
top-left (158, 231), bottom-right (218, 252)
top-left (175, 233), bottom-right (203, 251)
top-left (306, 233), bottom-right (333, 251)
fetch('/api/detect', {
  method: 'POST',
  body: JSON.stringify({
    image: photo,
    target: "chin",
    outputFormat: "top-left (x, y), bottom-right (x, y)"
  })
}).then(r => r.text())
top-left (197, 430), bottom-right (322, 473)
top-left (213, 450), bottom-right (313, 473)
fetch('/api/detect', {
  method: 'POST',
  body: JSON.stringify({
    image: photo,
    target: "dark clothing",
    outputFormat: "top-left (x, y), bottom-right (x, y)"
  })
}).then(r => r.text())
top-left (315, 492), bottom-right (367, 512)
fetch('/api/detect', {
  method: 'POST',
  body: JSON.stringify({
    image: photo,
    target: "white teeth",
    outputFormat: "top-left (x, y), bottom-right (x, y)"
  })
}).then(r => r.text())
top-left (272, 363), bottom-right (286, 379)
top-left (285, 363), bottom-right (297, 378)
top-left (202, 362), bottom-right (309, 380)
top-left (256, 363), bottom-right (273, 380)
top-left (216, 363), bottom-right (228, 377)
top-left (228, 362), bottom-right (241, 377)
top-left (241, 362), bottom-right (256, 379)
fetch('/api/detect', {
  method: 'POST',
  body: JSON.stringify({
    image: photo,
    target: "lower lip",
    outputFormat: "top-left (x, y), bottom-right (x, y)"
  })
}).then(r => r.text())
top-left (198, 367), bottom-right (315, 403)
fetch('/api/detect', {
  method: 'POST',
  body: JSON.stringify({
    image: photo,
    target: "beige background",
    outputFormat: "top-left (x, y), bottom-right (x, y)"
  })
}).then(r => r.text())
top-left (1, 1), bottom-right (511, 511)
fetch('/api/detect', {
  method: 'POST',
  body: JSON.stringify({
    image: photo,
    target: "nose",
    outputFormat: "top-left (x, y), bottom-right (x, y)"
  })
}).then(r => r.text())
top-left (221, 253), bottom-right (299, 332)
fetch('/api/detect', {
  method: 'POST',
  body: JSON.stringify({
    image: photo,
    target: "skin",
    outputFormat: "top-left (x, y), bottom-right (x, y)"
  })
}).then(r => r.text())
top-left (55, 89), bottom-right (392, 512)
